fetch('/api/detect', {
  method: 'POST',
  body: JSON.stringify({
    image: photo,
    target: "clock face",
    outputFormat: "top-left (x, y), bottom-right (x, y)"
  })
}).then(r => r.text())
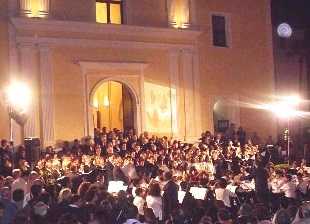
top-left (277, 23), bottom-right (293, 38)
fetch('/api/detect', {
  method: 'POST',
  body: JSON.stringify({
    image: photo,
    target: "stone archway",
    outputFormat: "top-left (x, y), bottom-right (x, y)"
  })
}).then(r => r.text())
top-left (89, 79), bottom-right (139, 134)
top-left (212, 98), bottom-right (240, 133)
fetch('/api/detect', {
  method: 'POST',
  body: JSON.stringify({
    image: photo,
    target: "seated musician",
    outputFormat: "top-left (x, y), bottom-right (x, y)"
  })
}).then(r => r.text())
top-left (296, 172), bottom-right (310, 199)
top-left (214, 178), bottom-right (236, 208)
top-left (279, 174), bottom-right (297, 200)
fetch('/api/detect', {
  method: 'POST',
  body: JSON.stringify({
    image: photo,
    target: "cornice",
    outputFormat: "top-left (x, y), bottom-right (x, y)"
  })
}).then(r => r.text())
top-left (78, 61), bottom-right (149, 74)
top-left (10, 17), bottom-right (202, 43)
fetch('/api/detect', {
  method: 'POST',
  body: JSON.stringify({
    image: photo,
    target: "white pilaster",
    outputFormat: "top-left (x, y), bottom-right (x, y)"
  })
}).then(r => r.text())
top-left (39, 45), bottom-right (55, 147)
top-left (18, 42), bottom-right (39, 139)
top-left (193, 49), bottom-right (202, 136)
top-left (140, 68), bottom-right (146, 133)
top-left (181, 49), bottom-right (196, 141)
top-left (169, 50), bottom-right (180, 138)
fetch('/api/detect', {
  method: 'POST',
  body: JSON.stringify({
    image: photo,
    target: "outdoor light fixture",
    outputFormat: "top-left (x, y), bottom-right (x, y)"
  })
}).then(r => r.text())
top-left (264, 95), bottom-right (302, 118)
top-left (4, 80), bottom-right (32, 142)
top-left (277, 23), bottom-right (293, 38)
top-left (262, 95), bottom-right (302, 164)
top-left (5, 81), bottom-right (32, 114)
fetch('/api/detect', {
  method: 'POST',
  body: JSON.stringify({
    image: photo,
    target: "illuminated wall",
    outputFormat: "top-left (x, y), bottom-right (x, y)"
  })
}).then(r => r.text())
top-left (167, 0), bottom-right (190, 28)
top-left (20, 0), bottom-right (49, 18)
top-left (92, 81), bottom-right (123, 131)
top-left (144, 82), bottom-right (177, 135)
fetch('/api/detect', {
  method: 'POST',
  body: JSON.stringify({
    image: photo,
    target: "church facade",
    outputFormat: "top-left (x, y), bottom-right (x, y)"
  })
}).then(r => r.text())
top-left (0, 0), bottom-right (276, 146)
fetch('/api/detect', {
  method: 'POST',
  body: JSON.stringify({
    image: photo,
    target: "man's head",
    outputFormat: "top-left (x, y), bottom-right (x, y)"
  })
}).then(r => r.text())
top-left (12, 169), bottom-right (22, 179)
top-left (124, 205), bottom-right (138, 220)
top-left (0, 187), bottom-right (11, 200)
top-left (0, 140), bottom-right (8, 148)
top-left (164, 171), bottom-right (173, 181)
top-left (31, 184), bottom-right (43, 199)
top-left (217, 209), bottom-right (232, 224)
top-left (12, 189), bottom-right (25, 203)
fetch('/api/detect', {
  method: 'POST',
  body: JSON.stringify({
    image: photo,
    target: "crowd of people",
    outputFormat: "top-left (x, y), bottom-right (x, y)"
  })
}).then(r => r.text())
top-left (0, 125), bottom-right (310, 224)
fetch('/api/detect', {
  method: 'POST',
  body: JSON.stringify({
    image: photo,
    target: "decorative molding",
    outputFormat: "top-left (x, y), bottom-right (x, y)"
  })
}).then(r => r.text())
top-left (209, 12), bottom-right (233, 49)
top-left (10, 17), bottom-right (201, 42)
top-left (78, 61), bottom-right (149, 74)
top-left (78, 61), bottom-right (147, 136)
top-left (15, 36), bottom-right (196, 51)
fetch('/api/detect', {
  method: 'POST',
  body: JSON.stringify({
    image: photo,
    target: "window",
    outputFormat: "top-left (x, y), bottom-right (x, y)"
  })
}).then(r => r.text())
top-left (96, 0), bottom-right (122, 24)
top-left (212, 15), bottom-right (228, 47)
top-left (167, 0), bottom-right (190, 29)
top-left (20, 0), bottom-right (49, 18)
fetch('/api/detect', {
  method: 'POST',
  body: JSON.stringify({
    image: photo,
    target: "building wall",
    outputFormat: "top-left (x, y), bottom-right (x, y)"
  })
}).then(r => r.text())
top-left (1, 0), bottom-right (276, 145)
top-left (197, 0), bottom-right (276, 139)
top-left (0, 0), bottom-right (10, 140)
top-left (50, 0), bottom-right (95, 22)
top-left (51, 45), bottom-right (172, 142)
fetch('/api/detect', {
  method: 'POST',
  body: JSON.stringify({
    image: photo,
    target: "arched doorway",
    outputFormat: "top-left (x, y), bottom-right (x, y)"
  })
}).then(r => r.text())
top-left (213, 99), bottom-right (240, 133)
top-left (90, 80), bottom-right (135, 132)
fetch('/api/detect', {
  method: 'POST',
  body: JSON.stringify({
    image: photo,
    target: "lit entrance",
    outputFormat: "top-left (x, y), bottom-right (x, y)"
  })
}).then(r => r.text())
top-left (213, 99), bottom-right (239, 133)
top-left (91, 81), bottom-right (135, 131)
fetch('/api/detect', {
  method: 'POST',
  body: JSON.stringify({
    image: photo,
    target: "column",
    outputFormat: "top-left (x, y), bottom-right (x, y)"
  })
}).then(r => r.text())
top-left (193, 49), bottom-right (202, 136)
top-left (139, 68), bottom-right (146, 133)
top-left (181, 49), bottom-right (196, 141)
top-left (39, 45), bottom-right (55, 147)
top-left (169, 50), bottom-right (180, 138)
top-left (19, 42), bottom-right (40, 139)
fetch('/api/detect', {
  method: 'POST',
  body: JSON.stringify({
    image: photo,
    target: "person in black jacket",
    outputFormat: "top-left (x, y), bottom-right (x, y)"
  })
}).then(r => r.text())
top-left (162, 171), bottom-right (179, 221)
top-left (254, 161), bottom-right (269, 205)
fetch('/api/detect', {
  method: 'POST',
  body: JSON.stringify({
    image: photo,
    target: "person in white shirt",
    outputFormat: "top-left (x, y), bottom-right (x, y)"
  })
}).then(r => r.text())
top-left (133, 188), bottom-right (146, 217)
top-left (11, 169), bottom-right (27, 196)
top-left (214, 179), bottom-right (235, 208)
top-left (270, 171), bottom-right (285, 193)
top-left (146, 183), bottom-right (163, 221)
top-left (280, 175), bottom-right (297, 199)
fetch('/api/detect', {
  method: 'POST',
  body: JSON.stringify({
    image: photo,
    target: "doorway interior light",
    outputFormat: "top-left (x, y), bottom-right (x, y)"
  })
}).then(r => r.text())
top-left (93, 98), bottom-right (99, 109)
top-left (103, 95), bottom-right (110, 107)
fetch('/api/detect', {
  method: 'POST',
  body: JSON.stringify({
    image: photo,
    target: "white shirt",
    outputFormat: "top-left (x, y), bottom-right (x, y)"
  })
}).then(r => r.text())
top-left (133, 196), bottom-right (145, 215)
top-left (146, 195), bottom-right (162, 221)
top-left (270, 177), bottom-right (285, 193)
top-left (280, 181), bottom-right (297, 198)
top-left (11, 178), bottom-right (28, 195)
top-left (215, 188), bottom-right (235, 207)
top-left (122, 219), bottom-right (142, 224)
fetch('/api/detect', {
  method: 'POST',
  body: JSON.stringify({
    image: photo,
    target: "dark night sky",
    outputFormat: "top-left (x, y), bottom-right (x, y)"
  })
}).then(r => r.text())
top-left (272, 0), bottom-right (310, 28)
